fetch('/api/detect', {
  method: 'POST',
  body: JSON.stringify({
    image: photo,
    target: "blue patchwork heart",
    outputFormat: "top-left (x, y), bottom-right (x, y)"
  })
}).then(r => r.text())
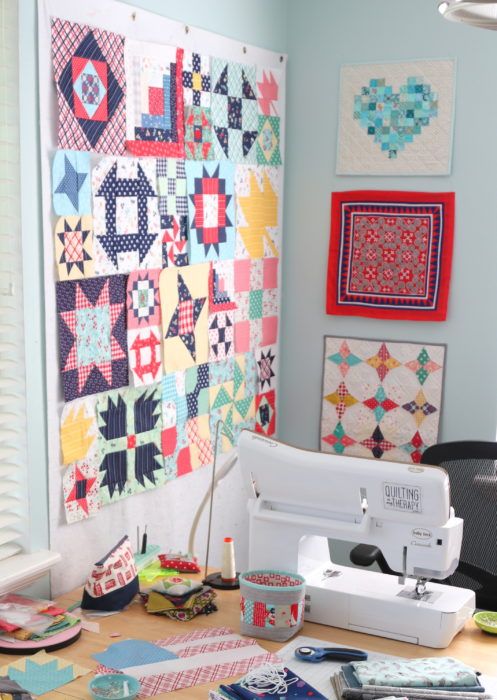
top-left (353, 77), bottom-right (438, 159)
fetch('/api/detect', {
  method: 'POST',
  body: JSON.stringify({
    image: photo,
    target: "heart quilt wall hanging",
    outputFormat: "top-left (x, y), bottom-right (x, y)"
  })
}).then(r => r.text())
top-left (336, 58), bottom-right (456, 175)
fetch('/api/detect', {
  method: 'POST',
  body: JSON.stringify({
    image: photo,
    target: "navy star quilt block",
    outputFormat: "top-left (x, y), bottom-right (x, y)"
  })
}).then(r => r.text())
top-left (186, 161), bottom-right (235, 263)
top-left (160, 263), bottom-right (210, 372)
top-left (211, 58), bottom-right (258, 164)
top-left (56, 275), bottom-right (128, 401)
top-left (92, 157), bottom-right (162, 274)
top-left (51, 18), bottom-right (126, 154)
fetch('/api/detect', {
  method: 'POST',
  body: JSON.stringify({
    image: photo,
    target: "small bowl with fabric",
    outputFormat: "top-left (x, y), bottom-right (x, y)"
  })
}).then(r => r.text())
top-left (239, 569), bottom-right (306, 641)
top-left (474, 611), bottom-right (497, 634)
top-left (89, 673), bottom-right (141, 700)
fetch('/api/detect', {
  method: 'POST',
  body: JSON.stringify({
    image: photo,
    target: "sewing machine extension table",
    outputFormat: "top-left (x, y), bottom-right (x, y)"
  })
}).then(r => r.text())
top-left (0, 579), bottom-right (495, 700)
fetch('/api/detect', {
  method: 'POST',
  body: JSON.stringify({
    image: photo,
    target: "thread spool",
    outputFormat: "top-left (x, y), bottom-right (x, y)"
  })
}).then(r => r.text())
top-left (221, 537), bottom-right (236, 583)
top-left (203, 537), bottom-right (240, 590)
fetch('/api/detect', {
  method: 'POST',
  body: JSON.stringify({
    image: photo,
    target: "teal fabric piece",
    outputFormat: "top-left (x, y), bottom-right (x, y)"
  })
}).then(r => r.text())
top-left (92, 639), bottom-right (177, 670)
top-left (8, 658), bottom-right (74, 695)
top-left (352, 657), bottom-right (479, 688)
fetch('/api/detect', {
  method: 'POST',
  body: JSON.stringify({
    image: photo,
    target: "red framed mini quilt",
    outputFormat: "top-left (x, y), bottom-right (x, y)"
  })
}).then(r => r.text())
top-left (326, 191), bottom-right (455, 321)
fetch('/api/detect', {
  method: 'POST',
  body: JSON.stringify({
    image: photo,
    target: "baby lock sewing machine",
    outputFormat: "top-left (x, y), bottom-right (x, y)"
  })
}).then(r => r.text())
top-left (238, 431), bottom-right (475, 649)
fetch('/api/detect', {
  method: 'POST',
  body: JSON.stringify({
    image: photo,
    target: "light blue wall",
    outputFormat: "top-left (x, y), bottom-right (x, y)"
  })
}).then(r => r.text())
top-left (279, 0), bottom-right (497, 450)
top-left (18, 0), bottom-right (287, 561)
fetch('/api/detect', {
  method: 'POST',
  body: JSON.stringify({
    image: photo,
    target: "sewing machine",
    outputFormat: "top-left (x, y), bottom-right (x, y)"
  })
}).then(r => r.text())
top-left (238, 431), bottom-right (475, 648)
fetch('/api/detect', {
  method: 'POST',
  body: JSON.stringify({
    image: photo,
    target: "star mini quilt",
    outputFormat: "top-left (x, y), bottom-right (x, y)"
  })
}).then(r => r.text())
top-left (125, 40), bottom-right (184, 158)
top-left (92, 157), bottom-right (161, 275)
top-left (56, 275), bottom-right (128, 401)
top-left (336, 59), bottom-right (456, 175)
top-left (326, 190), bottom-right (455, 321)
top-left (235, 165), bottom-right (279, 258)
top-left (320, 336), bottom-right (445, 464)
top-left (127, 269), bottom-right (163, 386)
top-left (160, 263), bottom-right (210, 372)
top-left (211, 58), bottom-right (258, 164)
top-left (234, 257), bottom-right (279, 352)
top-left (51, 18), bottom-right (126, 154)
top-left (97, 385), bottom-right (165, 505)
top-left (186, 161), bottom-right (235, 263)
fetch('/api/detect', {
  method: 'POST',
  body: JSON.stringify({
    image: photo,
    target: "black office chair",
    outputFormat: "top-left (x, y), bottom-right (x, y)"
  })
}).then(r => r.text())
top-left (350, 441), bottom-right (497, 611)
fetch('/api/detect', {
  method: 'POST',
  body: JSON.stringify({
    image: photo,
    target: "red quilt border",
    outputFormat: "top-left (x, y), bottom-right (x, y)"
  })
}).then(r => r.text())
top-left (326, 190), bottom-right (455, 322)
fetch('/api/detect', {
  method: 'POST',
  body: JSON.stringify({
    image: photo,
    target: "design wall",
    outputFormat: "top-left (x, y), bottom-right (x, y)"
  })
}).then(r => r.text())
top-left (38, 0), bottom-right (286, 594)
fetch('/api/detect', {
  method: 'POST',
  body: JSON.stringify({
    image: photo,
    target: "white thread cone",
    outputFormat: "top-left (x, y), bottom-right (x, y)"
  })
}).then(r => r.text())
top-left (221, 537), bottom-right (236, 582)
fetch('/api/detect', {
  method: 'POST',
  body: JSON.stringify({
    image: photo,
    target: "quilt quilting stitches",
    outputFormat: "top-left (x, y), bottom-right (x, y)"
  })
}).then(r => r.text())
top-left (97, 385), bottom-right (165, 504)
top-left (211, 58), bottom-right (258, 164)
top-left (56, 275), bottom-right (128, 401)
top-left (92, 157), bottom-right (161, 275)
top-left (320, 336), bottom-right (445, 464)
top-left (337, 59), bottom-right (456, 175)
top-left (235, 165), bottom-right (279, 258)
top-left (125, 40), bottom-right (185, 158)
top-left (51, 18), bottom-right (126, 154)
top-left (160, 263), bottom-right (210, 372)
top-left (52, 150), bottom-right (91, 215)
top-left (326, 190), bottom-right (455, 321)
top-left (186, 161), bottom-right (235, 263)
top-left (55, 215), bottom-right (94, 281)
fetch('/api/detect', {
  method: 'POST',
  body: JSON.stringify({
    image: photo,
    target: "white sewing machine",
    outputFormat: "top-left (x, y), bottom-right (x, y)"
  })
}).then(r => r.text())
top-left (238, 431), bottom-right (475, 648)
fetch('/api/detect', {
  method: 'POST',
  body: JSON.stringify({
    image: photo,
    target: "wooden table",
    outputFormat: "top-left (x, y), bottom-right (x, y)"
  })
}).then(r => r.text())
top-left (1, 580), bottom-right (496, 700)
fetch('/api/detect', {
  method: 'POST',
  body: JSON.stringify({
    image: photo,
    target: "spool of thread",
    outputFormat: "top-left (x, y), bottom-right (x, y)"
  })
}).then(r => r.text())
top-left (221, 537), bottom-right (236, 583)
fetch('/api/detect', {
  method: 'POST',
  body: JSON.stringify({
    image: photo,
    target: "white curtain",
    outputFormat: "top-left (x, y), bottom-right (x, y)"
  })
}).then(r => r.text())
top-left (0, 0), bottom-right (29, 561)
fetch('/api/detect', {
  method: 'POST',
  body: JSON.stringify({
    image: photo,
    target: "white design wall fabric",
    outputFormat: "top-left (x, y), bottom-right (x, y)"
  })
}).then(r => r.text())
top-left (38, 0), bottom-right (286, 595)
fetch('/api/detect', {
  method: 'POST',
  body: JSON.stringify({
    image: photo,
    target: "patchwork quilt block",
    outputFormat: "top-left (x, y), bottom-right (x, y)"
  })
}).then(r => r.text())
top-left (97, 385), bottom-right (165, 505)
top-left (337, 59), bottom-right (456, 175)
top-left (234, 258), bottom-right (279, 352)
top-left (126, 271), bottom-right (162, 386)
top-left (320, 336), bottom-right (445, 464)
top-left (184, 106), bottom-right (215, 161)
top-left (60, 397), bottom-right (100, 523)
top-left (256, 345), bottom-right (277, 392)
top-left (156, 158), bottom-right (189, 267)
top-left (211, 58), bottom-right (258, 163)
top-left (52, 150), bottom-right (91, 215)
top-left (51, 18), bottom-right (126, 154)
top-left (183, 51), bottom-right (211, 108)
top-left (235, 166), bottom-right (279, 258)
top-left (55, 215), bottom-right (94, 281)
top-left (257, 67), bottom-right (281, 117)
top-left (60, 396), bottom-right (98, 466)
top-left (161, 215), bottom-right (189, 268)
top-left (63, 461), bottom-right (100, 524)
top-left (326, 190), bottom-right (455, 321)
top-left (56, 275), bottom-right (128, 401)
top-left (125, 40), bottom-right (184, 157)
top-left (92, 157), bottom-right (161, 274)
top-left (257, 115), bottom-right (282, 166)
top-left (255, 389), bottom-right (276, 436)
top-left (209, 310), bottom-right (235, 362)
top-left (186, 161), bottom-right (235, 263)
top-left (160, 263), bottom-right (210, 371)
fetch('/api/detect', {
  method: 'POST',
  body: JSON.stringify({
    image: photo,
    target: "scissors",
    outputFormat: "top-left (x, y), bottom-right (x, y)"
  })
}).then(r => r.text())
top-left (294, 646), bottom-right (368, 663)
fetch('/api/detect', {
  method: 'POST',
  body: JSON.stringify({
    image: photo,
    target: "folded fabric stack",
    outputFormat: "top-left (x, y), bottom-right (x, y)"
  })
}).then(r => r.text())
top-left (0, 676), bottom-right (33, 700)
top-left (209, 663), bottom-right (328, 699)
top-left (332, 657), bottom-right (488, 700)
top-left (0, 593), bottom-right (79, 645)
top-left (141, 575), bottom-right (217, 621)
